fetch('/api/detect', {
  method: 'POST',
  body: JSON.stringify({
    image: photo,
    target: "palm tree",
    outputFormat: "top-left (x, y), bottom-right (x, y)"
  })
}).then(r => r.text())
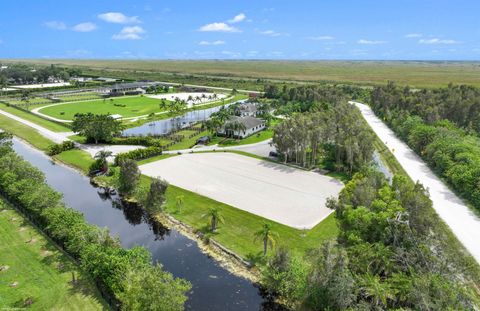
top-left (203, 208), bottom-right (224, 232)
top-left (94, 150), bottom-right (113, 173)
top-left (175, 195), bottom-right (184, 211)
top-left (212, 93), bottom-right (218, 101)
top-left (195, 95), bottom-right (202, 104)
top-left (254, 223), bottom-right (277, 256)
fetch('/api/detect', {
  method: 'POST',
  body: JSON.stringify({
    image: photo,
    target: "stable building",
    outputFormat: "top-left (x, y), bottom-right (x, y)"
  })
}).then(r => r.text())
top-left (217, 116), bottom-right (266, 139)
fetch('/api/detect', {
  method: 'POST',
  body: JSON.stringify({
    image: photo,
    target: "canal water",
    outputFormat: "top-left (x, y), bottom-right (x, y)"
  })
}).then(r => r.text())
top-left (122, 101), bottom-right (244, 137)
top-left (11, 139), bottom-right (271, 311)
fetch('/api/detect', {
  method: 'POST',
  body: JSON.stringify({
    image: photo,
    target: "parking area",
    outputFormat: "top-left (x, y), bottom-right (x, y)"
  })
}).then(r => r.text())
top-left (139, 152), bottom-right (343, 229)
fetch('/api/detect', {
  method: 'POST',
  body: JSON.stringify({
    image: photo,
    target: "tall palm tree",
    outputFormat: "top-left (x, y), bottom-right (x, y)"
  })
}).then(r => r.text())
top-left (254, 223), bottom-right (277, 256)
top-left (203, 208), bottom-right (224, 232)
top-left (94, 150), bottom-right (113, 173)
top-left (175, 195), bottom-right (184, 211)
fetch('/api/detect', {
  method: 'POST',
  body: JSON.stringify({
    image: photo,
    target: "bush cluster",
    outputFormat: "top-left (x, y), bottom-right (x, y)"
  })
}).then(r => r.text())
top-left (46, 140), bottom-right (75, 156)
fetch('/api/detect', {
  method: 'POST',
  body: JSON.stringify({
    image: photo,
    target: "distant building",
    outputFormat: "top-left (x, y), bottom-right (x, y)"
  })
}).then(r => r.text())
top-left (70, 77), bottom-right (93, 82)
top-left (217, 116), bottom-right (265, 139)
top-left (95, 77), bottom-right (119, 83)
top-left (108, 82), bottom-right (164, 96)
top-left (235, 102), bottom-right (258, 117)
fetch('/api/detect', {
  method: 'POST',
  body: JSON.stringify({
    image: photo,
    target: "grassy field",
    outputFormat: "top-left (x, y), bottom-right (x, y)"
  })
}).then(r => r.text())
top-left (6, 59), bottom-right (480, 88)
top-left (0, 114), bottom-right (53, 151)
top-left (0, 103), bottom-right (71, 132)
top-left (38, 96), bottom-right (170, 120)
top-left (0, 199), bottom-right (107, 310)
top-left (54, 149), bottom-right (95, 174)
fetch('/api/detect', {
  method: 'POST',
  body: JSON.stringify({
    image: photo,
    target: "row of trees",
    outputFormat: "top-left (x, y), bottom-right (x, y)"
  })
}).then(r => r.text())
top-left (262, 168), bottom-right (477, 310)
top-left (272, 102), bottom-right (374, 174)
top-left (0, 64), bottom-right (80, 85)
top-left (371, 82), bottom-right (480, 135)
top-left (0, 133), bottom-right (191, 310)
top-left (370, 83), bottom-right (480, 211)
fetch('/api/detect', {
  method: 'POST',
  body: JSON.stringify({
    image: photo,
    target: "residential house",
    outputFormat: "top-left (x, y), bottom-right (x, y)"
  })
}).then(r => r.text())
top-left (217, 116), bottom-right (265, 139)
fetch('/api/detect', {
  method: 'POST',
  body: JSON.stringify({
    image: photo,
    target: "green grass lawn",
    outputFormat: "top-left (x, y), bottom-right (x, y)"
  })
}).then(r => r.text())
top-left (167, 130), bottom-right (210, 150)
top-left (53, 149), bottom-right (95, 174)
top-left (0, 199), bottom-right (107, 310)
top-left (39, 96), bottom-right (171, 121)
top-left (0, 103), bottom-right (71, 132)
top-left (0, 114), bottom-right (53, 151)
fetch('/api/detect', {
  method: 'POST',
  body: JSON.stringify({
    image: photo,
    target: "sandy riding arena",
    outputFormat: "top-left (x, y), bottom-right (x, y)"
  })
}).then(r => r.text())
top-left (139, 152), bottom-right (343, 229)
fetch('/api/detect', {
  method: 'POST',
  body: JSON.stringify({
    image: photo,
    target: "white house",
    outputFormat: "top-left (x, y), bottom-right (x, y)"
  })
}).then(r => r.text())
top-left (235, 102), bottom-right (258, 117)
top-left (217, 116), bottom-right (266, 139)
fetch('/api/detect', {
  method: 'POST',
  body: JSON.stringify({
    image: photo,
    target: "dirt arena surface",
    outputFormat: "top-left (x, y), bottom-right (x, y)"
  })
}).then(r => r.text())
top-left (140, 152), bottom-right (343, 229)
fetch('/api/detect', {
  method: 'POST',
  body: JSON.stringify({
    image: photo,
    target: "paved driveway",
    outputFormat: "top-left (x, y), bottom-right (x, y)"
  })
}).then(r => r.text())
top-left (140, 152), bottom-right (343, 229)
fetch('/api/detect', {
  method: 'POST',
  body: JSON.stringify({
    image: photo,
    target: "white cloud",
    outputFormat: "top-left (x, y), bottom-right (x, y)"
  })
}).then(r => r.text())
top-left (112, 26), bottom-right (145, 40)
top-left (358, 39), bottom-right (387, 45)
top-left (198, 40), bottom-right (226, 46)
top-left (98, 12), bottom-right (140, 24)
top-left (419, 38), bottom-right (460, 45)
top-left (228, 13), bottom-right (246, 23)
top-left (405, 33), bottom-right (422, 38)
top-left (44, 21), bottom-right (67, 30)
top-left (307, 35), bottom-right (334, 41)
top-left (72, 22), bottom-right (97, 32)
top-left (199, 22), bottom-right (240, 33)
top-left (221, 50), bottom-right (241, 58)
top-left (260, 30), bottom-right (280, 37)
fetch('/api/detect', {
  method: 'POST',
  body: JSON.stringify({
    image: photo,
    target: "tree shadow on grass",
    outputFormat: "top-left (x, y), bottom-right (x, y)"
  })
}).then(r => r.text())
top-left (246, 251), bottom-right (267, 267)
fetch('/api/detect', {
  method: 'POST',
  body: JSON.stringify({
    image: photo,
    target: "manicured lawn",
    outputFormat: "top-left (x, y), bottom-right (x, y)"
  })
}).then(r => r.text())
top-left (0, 103), bottom-right (71, 132)
top-left (0, 199), bottom-right (107, 310)
top-left (0, 114), bottom-right (53, 151)
top-left (137, 153), bottom-right (178, 165)
top-left (167, 130), bottom-right (210, 150)
top-left (54, 149), bottom-right (95, 174)
top-left (39, 96), bottom-right (171, 121)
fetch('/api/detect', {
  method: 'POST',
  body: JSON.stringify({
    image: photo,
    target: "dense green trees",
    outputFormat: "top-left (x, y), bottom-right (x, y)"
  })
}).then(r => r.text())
top-left (371, 82), bottom-right (480, 134)
top-left (118, 159), bottom-right (141, 195)
top-left (262, 168), bottom-right (477, 310)
top-left (371, 83), bottom-right (480, 211)
top-left (272, 102), bottom-right (374, 174)
top-left (0, 64), bottom-right (78, 84)
top-left (0, 135), bottom-right (190, 310)
top-left (145, 177), bottom-right (169, 214)
top-left (71, 113), bottom-right (123, 144)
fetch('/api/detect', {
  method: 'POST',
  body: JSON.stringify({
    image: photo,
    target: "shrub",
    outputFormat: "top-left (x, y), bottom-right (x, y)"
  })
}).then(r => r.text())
top-left (114, 147), bottom-right (163, 165)
top-left (47, 140), bottom-right (75, 156)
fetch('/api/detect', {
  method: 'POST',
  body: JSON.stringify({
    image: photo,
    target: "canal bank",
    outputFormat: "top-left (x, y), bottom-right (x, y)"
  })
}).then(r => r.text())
top-left (10, 138), bottom-right (273, 311)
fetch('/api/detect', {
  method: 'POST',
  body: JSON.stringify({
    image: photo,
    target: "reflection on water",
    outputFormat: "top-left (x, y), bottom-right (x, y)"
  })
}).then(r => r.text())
top-left (122, 101), bottom-right (242, 137)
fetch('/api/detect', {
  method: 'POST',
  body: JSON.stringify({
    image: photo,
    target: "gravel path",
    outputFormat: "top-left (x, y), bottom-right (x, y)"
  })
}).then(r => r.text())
top-left (140, 152), bottom-right (343, 229)
top-left (352, 101), bottom-right (480, 264)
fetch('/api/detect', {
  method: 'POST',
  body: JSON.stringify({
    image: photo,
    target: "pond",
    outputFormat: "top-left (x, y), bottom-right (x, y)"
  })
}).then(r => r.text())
top-left (11, 139), bottom-right (276, 311)
top-left (122, 101), bottom-right (245, 137)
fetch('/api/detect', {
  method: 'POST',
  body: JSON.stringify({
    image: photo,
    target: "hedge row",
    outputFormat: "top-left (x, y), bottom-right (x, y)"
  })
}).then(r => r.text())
top-left (47, 140), bottom-right (75, 156)
top-left (114, 147), bottom-right (163, 165)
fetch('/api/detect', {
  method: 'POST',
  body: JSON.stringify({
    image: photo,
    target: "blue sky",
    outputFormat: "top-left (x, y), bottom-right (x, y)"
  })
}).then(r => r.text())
top-left (0, 0), bottom-right (479, 60)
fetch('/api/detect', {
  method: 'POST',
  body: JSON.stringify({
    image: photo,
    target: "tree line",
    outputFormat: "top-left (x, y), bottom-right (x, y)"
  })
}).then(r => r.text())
top-left (271, 89), bottom-right (374, 175)
top-left (0, 64), bottom-right (80, 85)
top-left (262, 168), bottom-right (478, 310)
top-left (0, 133), bottom-right (190, 311)
top-left (371, 82), bottom-right (480, 211)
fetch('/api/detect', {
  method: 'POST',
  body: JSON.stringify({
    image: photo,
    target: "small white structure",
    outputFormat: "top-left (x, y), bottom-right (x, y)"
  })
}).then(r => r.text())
top-left (236, 102), bottom-right (258, 117)
top-left (218, 116), bottom-right (265, 139)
